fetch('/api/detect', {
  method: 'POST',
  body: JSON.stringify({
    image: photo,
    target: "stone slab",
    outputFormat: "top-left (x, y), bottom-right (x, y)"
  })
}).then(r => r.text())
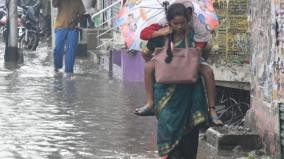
top-left (80, 28), bottom-right (113, 50)
top-left (205, 127), bottom-right (262, 153)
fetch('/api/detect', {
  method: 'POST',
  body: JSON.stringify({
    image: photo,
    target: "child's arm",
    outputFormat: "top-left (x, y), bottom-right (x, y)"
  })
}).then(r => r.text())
top-left (196, 42), bottom-right (206, 49)
top-left (152, 26), bottom-right (172, 39)
top-left (140, 24), bottom-right (172, 40)
top-left (141, 23), bottom-right (206, 50)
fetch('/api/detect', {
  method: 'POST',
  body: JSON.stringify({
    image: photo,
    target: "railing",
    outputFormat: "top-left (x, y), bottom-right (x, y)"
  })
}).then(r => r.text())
top-left (94, 15), bottom-right (117, 29)
top-left (96, 39), bottom-right (113, 49)
top-left (96, 26), bottom-right (118, 39)
top-left (91, 0), bottom-right (121, 21)
top-left (91, 0), bottom-right (122, 49)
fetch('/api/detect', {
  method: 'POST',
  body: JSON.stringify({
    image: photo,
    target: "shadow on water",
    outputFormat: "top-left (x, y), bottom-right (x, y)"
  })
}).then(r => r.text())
top-left (4, 62), bottom-right (21, 70)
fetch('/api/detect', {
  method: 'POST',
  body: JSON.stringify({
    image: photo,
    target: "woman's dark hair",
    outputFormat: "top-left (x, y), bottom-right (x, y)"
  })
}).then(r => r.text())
top-left (165, 3), bottom-right (189, 63)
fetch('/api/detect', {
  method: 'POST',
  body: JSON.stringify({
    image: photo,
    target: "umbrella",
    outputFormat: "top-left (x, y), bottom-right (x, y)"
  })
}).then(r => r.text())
top-left (191, 0), bottom-right (219, 31)
top-left (115, 0), bottom-right (171, 50)
top-left (115, 0), bottom-right (219, 50)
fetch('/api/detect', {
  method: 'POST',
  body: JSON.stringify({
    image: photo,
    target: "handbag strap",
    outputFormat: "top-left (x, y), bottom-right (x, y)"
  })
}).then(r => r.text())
top-left (163, 31), bottom-right (192, 63)
top-left (184, 30), bottom-right (189, 48)
top-left (164, 31), bottom-right (190, 50)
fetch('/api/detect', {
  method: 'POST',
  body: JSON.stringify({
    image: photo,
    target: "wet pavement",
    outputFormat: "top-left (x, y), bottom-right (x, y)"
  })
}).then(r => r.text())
top-left (0, 44), bottom-right (263, 159)
top-left (0, 44), bottom-right (158, 159)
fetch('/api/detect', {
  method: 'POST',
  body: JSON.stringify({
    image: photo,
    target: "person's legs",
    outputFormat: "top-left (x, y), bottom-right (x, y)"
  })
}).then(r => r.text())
top-left (86, 14), bottom-right (94, 28)
top-left (45, 15), bottom-right (51, 35)
top-left (144, 61), bottom-right (154, 107)
top-left (65, 29), bottom-right (79, 74)
top-left (80, 15), bottom-right (88, 28)
top-left (54, 29), bottom-right (67, 71)
top-left (180, 128), bottom-right (200, 159)
top-left (199, 64), bottom-right (223, 126)
top-left (167, 146), bottom-right (183, 159)
top-left (134, 61), bottom-right (155, 116)
top-left (167, 128), bottom-right (200, 159)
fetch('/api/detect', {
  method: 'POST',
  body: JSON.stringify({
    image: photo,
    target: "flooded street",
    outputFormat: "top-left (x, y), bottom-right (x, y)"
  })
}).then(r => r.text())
top-left (0, 44), bottom-right (254, 159)
top-left (0, 44), bottom-right (158, 159)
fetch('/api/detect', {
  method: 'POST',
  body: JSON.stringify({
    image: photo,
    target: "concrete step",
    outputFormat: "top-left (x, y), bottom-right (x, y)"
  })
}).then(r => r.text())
top-left (112, 31), bottom-right (125, 48)
top-left (89, 49), bottom-right (109, 56)
top-left (98, 38), bottom-right (113, 50)
top-left (205, 126), bottom-right (262, 154)
top-left (99, 49), bottom-right (110, 55)
top-left (81, 28), bottom-right (113, 50)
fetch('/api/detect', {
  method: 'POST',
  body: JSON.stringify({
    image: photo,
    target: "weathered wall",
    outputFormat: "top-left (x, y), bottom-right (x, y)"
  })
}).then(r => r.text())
top-left (276, 1), bottom-right (284, 102)
top-left (247, 0), bottom-right (281, 157)
top-left (211, 0), bottom-right (249, 63)
top-left (210, 0), bottom-right (250, 87)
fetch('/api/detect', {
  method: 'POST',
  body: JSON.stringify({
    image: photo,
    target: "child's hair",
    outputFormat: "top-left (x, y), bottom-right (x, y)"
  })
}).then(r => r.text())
top-left (187, 7), bottom-right (193, 20)
top-left (165, 3), bottom-right (189, 63)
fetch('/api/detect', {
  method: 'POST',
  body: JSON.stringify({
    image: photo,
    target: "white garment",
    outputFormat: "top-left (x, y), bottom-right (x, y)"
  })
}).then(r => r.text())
top-left (82, 0), bottom-right (96, 15)
top-left (190, 14), bottom-right (210, 42)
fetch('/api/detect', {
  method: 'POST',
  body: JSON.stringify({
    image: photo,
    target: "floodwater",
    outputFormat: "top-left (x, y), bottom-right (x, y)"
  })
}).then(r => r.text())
top-left (0, 45), bottom-right (157, 159)
top-left (0, 44), bottom-right (260, 159)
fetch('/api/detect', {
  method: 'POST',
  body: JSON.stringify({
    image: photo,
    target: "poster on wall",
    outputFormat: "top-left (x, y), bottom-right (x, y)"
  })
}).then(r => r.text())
top-left (211, 0), bottom-right (249, 64)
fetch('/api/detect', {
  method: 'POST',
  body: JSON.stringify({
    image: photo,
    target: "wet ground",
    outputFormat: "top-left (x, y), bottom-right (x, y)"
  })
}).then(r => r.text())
top-left (0, 44), bottom-right (265, 159)
top-left (0, 44), bottom-right (158, 159)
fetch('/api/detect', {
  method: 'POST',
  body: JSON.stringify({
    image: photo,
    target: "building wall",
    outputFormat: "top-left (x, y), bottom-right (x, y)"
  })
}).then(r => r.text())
top-left (247, 0), bottom-right (281, 157)
top-left (276, 0), bottom-right (284, 103)
top-left (211, 0), bottom-right (250, 64)
top-left (209, 0), bottom-right (250, 90)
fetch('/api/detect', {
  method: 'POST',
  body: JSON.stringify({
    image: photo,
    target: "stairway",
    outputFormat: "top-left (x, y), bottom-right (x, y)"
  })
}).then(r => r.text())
top-left (80, 0), bottom-right (145, 81)
top-left (79, 0), bottom-right (123, 62)
top-left (81, 27), bottom-right (124, 63)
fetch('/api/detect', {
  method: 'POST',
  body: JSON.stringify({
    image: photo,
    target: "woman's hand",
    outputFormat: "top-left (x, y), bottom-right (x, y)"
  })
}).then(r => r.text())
top-left (152, 25), bottom-right (172, 38)
top-left (159, 25), bottom-right (172, 36)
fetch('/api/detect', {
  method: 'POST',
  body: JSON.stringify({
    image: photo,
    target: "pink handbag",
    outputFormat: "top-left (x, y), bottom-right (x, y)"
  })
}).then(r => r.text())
top-left (152, 37), bottom-right (200, 84)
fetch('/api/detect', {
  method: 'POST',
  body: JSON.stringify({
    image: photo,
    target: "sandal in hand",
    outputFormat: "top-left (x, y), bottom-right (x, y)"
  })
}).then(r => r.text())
top-left (133, 105), bottom-right (155, 116)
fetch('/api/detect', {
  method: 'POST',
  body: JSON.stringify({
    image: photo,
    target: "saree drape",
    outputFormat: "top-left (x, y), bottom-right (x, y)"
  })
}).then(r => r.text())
top-left (146, 31), bottom-right (208, 157)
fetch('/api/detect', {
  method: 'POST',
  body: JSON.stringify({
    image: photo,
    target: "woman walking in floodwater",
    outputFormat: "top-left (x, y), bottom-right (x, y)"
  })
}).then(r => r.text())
top-left (140, 3), bottom-right (208, 159)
